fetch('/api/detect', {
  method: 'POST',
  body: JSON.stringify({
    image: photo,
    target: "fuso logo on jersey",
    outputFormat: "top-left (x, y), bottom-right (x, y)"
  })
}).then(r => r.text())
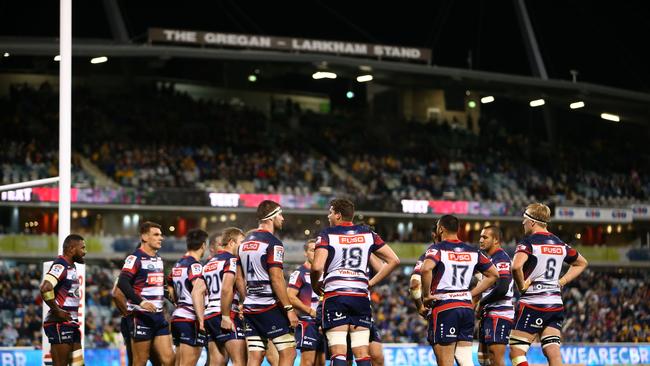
top-left (448, 252), bottom-right (472, 262)
top-left (123, 255), bottom-right (137, 270)
top-left (339, 235), bottom-right (366, 245)
top-left (541, 246), bottom-right (564, 255)
top-left (146, 273), bottom-right (164, 285)
top-left (203, 261), bottom-right (220, 272)
top-left (172, 268), bottom-right (184, 277)
top-left (242, 242), bottom-right (259, 251)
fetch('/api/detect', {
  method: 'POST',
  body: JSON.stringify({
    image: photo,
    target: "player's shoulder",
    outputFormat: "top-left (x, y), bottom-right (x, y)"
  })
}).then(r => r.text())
top-left (425, 242), bottom-right (441, 251)
top-left (519, 234), bottom-right (533, 243)
top-left (52, 256), bottom-right (70, 267)
top-left (492, 248), bottom-right (512, 262)
top-left (124, 249), bottom-right (144, 262)
top-left (319, 226), bottom-right (337, 235)
top-left (220, 251), bottom-right (236, 260)
top-left (548, 232), bottom-right (566, 245)
top-left (517, 235), bottom-right (535, 250)
top-left (424, 242), bottom-right (441, 256)
top-left (250, 230), bottom-right (282, 246)
top-left (268, 233), bottom-right (283, 246)
top-left (49, 258), bottom-right (69, 277)
top-left (437, 240), bottom-right (474, 251)
top-left (291, 265), bottom-right (305, 277)
top-left (244, 230), bottom-right (270, 242)
top-left (299, 264), bottom-right (311, 273)
top-left (186, 255), bottom-right (202, 266)
top-left (526, 231), bottom-right (563, 244)
top-left (129, 247), bottom-right (149, 259)
top-left (173, 256), bottom-right (186, 267)
top-left (459, 241), bottom-right (479, 252)
top-left (355, 224), bottom-right (373, 233)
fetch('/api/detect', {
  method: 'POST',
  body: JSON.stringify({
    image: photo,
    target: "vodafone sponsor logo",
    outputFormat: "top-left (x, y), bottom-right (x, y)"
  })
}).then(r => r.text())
top-left (446, 291), bottom-right (470, 298)
top-left (242, 242), bottom-right (260, 251)
top-left (448, 252), bottom-right (471, 262)
top-left (339, 235), bottom-right (366, 245)
top-left (541, 246), bottom-right (564, 255)
top-left (432, 291), bottom-right (471, 301)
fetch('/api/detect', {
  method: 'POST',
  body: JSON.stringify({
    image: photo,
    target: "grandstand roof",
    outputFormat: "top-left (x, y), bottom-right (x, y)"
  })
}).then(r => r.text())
top-left (1, 1), bottom-right (649, 92)
top-left (1, 1), bottom-right (649, 123)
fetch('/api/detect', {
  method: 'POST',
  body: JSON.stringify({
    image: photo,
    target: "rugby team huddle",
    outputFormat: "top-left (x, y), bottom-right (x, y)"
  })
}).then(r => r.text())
top-left (40, 199), bottom-right (588, 366)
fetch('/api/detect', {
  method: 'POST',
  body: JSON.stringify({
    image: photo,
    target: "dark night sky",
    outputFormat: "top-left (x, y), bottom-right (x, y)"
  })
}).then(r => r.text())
top-left (1, 1), bottom-right (649, 92)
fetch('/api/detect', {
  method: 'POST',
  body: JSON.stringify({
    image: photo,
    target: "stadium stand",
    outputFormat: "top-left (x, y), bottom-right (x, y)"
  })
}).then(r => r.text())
top-left (1, 83), bottom-right (649, 211)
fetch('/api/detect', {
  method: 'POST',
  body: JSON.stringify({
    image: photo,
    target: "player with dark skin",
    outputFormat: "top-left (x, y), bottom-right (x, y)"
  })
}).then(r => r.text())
top-left (40, 235), bottom-right (87, 366)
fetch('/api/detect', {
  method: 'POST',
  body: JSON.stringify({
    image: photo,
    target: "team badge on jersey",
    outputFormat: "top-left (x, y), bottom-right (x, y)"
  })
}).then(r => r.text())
top-left (49, 264), bottom-right (65, 277)
top-left (273, 246), bottom-right (284, 263)
top-left (190, 263), bottom-right (203, 276)
top-left (229, 258), bottom-right (237, 269)
top-left (289, 271), bottom-right (300, 285)
top-left (123, 255), bottom-right (137, 270)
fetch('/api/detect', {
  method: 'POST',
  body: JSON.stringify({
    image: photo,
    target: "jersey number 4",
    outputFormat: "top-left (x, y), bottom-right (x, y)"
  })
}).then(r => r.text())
top-left (245, 256), bottom-right (256, 277)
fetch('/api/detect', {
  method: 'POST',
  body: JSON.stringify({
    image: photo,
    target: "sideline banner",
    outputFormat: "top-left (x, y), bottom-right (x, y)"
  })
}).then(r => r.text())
top-left (2, 343), bottom-right (649, 365)
top-left (381, 343), bottom-right (650, 366)
top-left (555, 206), bottom-right (633, 223)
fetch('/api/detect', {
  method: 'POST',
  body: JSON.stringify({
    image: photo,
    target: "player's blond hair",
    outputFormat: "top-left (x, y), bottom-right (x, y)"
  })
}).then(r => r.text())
top-left (525, 203), bottom-right (551, 226)
top-left (221, 227), bottom-right (244, 246)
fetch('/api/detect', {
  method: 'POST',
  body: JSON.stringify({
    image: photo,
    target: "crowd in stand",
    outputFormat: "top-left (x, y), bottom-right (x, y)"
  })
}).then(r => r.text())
top-left (1, 260), bottom-right (647, 348)
top-left (563, 268), bottom-right (650, 343)
top-left (0, 140), bottom-right (91, 188)
top-left (2, 83), bottom-right (649, 210)
top-left (0, 262), bottom-right (43, 347)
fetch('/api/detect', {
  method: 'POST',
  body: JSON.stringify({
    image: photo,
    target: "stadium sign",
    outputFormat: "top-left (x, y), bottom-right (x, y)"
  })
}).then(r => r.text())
top-left (148, 28), bottom-right (432, 62)
top-left (555, 206), bottom-right (633, 223)
top-left (208, 192), bottom-right (330, 209)
top-left (631, 204), bottom-right (650, 220)
top-left (400, 199), bottom-right (509, 216)
top-left (0, 188), bottom-right (32, 202)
